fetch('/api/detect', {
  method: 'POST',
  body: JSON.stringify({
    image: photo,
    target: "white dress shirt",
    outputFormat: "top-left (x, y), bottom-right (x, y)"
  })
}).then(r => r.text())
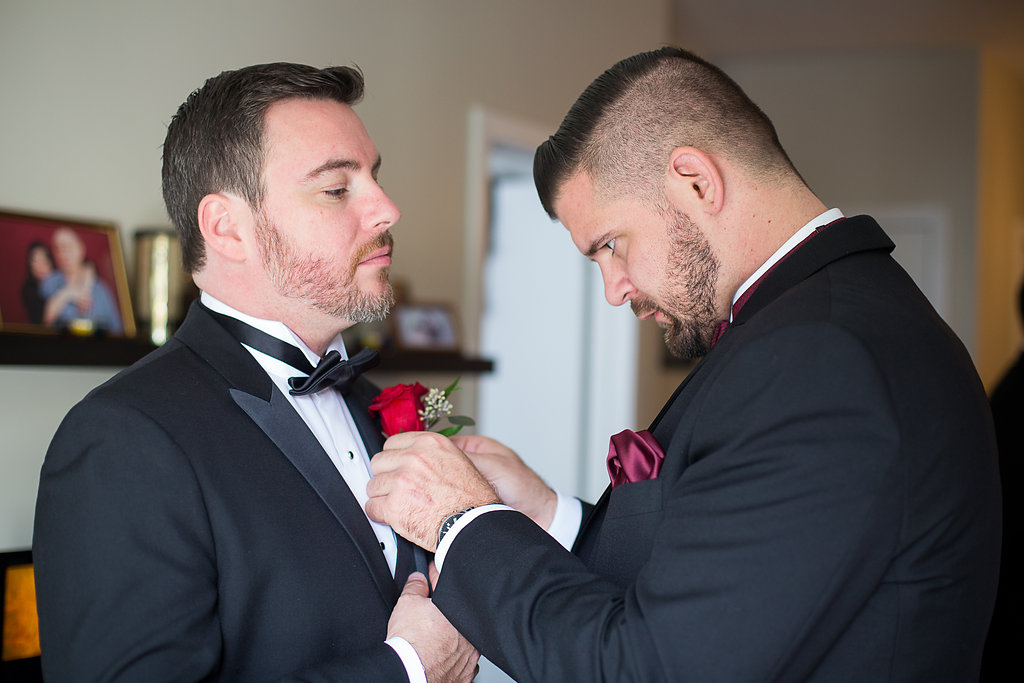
top-left (200, 293), bottom-right (425, 683)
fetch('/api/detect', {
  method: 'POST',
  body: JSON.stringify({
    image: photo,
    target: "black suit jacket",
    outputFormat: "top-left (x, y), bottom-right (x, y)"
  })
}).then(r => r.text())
top-left (34, 302), bottom-right (414, 682)
top-left (434, 216), bottom-right (1001, 682)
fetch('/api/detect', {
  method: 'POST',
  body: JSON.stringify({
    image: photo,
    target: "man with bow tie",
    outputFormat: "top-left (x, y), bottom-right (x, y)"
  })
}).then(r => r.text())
top-left (367, 47), bottom-right (1001, 681)
top-left (33, 63), bottom-right (477, 683)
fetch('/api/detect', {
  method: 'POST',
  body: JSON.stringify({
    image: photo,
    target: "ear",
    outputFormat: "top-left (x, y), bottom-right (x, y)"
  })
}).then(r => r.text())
top-left (664, 147), bottom-right (725, 215)
top-left (197, 193), bottom-right (250, 263)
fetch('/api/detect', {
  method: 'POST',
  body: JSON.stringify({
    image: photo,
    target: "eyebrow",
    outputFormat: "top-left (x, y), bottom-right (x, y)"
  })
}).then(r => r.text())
top-left (304, 155), bottom-right (382, 182)
top-left (584, 232), bottom-right (614, 259)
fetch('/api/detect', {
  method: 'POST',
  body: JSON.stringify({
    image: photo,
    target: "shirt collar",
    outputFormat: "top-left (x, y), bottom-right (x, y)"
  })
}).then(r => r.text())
top-left (199, 291), bottom-right (349, 365)
top-left (728, 208), bottom-right (844, 321)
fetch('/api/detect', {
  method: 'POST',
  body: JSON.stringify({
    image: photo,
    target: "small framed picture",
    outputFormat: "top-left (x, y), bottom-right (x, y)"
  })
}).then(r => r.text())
top-left (393, 304), bottom-right (459, 351)
top-left (0, 209), bottom-right (135, 337)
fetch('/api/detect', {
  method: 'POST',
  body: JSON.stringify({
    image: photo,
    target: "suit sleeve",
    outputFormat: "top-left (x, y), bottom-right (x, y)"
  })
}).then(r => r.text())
top-left (432, 323), bottom-right (903, 682)
top-left (33, 396), bottom-right (408, 683)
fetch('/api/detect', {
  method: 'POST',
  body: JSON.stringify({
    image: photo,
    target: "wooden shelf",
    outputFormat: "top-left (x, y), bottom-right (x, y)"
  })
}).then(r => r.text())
top-left (0, 331), bottom-right (157, 367)
top-left (374, 349), bottom-right (493, 374)
top-left (0, 331), bottom-right (494, 374)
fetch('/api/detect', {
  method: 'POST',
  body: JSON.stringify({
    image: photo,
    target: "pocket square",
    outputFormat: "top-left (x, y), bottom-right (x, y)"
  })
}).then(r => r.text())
top-left (607, 429), bottom-right (665, 489)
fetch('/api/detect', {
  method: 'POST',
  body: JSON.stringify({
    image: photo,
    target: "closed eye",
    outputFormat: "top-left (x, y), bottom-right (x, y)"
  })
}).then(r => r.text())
top-left (324, 187), bottom-right (348, 198)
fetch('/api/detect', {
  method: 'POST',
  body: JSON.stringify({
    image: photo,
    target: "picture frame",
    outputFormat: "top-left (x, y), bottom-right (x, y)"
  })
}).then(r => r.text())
top-left (1, 549), bottom-right (42, 681)
top-left (0, 209), bottom-right (135, 337)
top-left (393, 303), bottom-right (460, 352)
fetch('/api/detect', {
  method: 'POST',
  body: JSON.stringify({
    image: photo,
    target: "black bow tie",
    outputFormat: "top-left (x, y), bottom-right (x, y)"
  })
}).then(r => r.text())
top-left (204, 305), bottom-right (379, 396)
top-left (287, 347), bottom-right (380, 396)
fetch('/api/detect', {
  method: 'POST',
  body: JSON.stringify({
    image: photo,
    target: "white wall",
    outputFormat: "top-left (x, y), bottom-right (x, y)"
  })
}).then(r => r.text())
top-left (0, 0), bottom-right (670, 550)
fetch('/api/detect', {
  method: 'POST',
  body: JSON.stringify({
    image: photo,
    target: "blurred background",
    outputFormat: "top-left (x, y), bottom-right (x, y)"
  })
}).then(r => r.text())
top-left (1, 4), bottom-right (1022, 676)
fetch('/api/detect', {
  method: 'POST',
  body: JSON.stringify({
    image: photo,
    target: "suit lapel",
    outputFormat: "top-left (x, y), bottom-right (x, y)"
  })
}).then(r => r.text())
top-left (344, 376), bottom-right (429, 585)
top-left (230, 387), bottom-right (399, 605)
top-left (175, 303), bottom-right (399, 605)
top-left (733, 215), bottom-right (895, 328)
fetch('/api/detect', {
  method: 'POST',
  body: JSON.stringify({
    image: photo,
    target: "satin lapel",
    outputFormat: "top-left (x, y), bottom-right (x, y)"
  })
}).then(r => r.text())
top-left (344, 376), bottom-right (384, 455)
top-left (231, 386), bottom-right (399, 606)
top-left (344, 376), bottom-right (430, 585)
top-left (175, 306), bottom-right (397, 604)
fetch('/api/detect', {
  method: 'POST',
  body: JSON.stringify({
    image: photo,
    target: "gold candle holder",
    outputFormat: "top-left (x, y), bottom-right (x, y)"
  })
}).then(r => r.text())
top-left (133, 229), bottom-right (196, 345)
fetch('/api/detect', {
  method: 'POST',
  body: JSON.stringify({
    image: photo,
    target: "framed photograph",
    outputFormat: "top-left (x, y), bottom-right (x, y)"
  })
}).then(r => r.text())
top-left (0, 209), bottom-right (135, 337)
top-left (1, 549), bottom-right (42, 681)
top-left (393, 304), bottom-right (459, 351)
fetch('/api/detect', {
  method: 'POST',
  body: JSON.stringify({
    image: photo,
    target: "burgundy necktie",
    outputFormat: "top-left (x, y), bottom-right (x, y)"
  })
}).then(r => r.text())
top-left (607, 429), bottom-right (665, 488)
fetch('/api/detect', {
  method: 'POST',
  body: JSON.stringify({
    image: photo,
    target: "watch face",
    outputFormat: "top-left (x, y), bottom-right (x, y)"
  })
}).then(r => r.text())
top-left (438, 508), bottom-right (471, 544)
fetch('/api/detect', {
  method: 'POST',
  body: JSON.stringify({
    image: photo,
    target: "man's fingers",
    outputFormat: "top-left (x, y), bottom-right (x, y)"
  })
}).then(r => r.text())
top-left (382, 430), bottom-right (447, 450)
top-left (381, 430), bottom-right (419, 449)
top-left (364, 497), bottom-right (383, 523)
top-left (428, 561), bottom-right (440, 588)
top-left (401, 572), bottom-right (429, 599)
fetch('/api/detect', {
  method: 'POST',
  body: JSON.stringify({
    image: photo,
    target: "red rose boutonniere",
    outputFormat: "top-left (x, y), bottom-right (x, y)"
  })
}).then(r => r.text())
top-left (369, 377), bottom-right (475, 437)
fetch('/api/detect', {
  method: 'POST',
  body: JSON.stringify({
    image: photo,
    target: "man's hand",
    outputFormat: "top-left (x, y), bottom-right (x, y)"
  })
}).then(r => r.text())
top-left (451, 435), bottom-right (558, 530)
top-left (366, 432), bottom-right (500, 551)
top-left (389, 573), bottom-right (479, 683)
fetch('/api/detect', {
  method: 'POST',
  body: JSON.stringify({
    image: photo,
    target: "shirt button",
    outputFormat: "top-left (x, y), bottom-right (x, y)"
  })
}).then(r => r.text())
top-left (380, 542), bottom-right (386, 550)
top-left (348, 451), bottom-right (355, 460)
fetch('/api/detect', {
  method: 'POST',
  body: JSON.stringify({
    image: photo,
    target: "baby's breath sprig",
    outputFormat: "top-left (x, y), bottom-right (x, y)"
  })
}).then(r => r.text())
top-left (422, 377), bottom-right (475, 437)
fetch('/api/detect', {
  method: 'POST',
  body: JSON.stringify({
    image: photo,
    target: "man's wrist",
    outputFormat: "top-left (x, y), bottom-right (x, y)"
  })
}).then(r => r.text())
top-left (434, 503), bottom-right (511, 572)
top-left (385, 636), bottom-right (426, 683)
top-left (437, 507), bottom-right (476, 548)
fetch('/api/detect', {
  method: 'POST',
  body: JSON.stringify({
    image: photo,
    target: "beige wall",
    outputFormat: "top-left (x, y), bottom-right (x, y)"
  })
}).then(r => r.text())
top-left (635, 49), bottom-right (984, 425)
top-left (0, 2), bottom-right (999, 549)
top-left (976, 50), bottom-right (1024, 390)
top-left (0, 0), bottom-right (670, 550)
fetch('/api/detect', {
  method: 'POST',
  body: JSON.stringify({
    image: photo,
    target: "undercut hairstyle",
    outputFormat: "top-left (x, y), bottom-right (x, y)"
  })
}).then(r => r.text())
top-left (161, 63), bottom-right (365, 272)
top-left (534, 46), bottom-right (800, 218)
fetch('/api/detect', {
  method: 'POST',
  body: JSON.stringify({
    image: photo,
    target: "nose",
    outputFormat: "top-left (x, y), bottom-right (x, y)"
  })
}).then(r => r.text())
top-left (367, 183), bottom-right (401, 231)
top-left (599, 259), bottom-right (635, 307)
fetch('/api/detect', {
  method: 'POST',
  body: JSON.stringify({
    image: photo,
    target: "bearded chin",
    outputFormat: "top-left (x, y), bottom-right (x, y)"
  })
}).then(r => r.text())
top-left (662, 314), bottom-right (713, 360)
top-left (322, 271), bottom-right (395, 323)
top-left (255, 213), bottom-right (395, 324)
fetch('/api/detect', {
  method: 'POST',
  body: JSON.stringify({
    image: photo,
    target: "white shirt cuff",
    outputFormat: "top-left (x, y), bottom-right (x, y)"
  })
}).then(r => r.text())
top-left (434, 503), bottom-right (511, 572)
top-left (385, 636), bottom-right (426, 683)
top-left (546, 489), bottom-right (583, 550)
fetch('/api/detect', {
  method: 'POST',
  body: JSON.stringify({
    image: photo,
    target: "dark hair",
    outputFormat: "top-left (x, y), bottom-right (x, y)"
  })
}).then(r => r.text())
top-left (24, 240), bottom-right (54, 278)
top-left (534, 46), bottom-right (799, 217)
top-left (161, 63), bottom-right (365, 272)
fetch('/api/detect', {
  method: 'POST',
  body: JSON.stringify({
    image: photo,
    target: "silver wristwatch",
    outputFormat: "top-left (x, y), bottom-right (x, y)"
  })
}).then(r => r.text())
top-left (437, 507), bottom-right (475, 547)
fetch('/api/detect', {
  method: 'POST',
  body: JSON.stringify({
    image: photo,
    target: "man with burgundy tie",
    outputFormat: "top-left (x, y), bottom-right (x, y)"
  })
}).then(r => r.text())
top-left (366, 47), bottom-right (1001, 681)
top-left (33, 63), bottom-right (478, 682)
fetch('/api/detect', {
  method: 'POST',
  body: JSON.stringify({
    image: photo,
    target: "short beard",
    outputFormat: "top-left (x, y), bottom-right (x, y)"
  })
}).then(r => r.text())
top-left (255, 213), bottom-right (395, 323)
top-left (630, 209), bottom-right (720, 360)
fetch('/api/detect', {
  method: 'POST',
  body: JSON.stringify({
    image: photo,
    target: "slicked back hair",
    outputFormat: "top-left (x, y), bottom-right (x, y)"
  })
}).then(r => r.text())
top-left (534, 46), bottom-right (799, 218)
top-left (161, 63), bottom-right (365, 273)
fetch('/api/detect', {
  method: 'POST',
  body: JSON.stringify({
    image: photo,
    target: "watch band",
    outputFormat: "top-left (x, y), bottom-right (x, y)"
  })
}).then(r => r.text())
top-left (437, 507), bottom-right (476, 548)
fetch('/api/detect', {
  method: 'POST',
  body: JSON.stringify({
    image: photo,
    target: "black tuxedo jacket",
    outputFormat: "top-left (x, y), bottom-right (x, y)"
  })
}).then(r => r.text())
top-left (34, 302), bottom-right (413, 682)
top-left (435, 216), bottom-right (1001, 682)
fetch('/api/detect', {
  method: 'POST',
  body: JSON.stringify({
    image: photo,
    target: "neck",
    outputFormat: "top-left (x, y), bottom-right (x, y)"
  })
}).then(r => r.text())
top-left (715, 178), bottom-right (827, 314)
top-left (196, 271), bottom-right (353, 357)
